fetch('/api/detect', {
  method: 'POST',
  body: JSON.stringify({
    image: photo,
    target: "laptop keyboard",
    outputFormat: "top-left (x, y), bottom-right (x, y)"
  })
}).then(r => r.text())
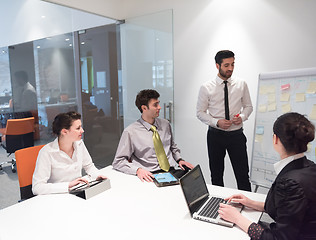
top-left (199, 197), bottom-right (227, 219)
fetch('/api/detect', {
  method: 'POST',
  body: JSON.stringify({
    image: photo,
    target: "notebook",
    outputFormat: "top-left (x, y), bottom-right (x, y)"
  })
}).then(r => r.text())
top-left (179, 165), bottom-right (242, 227)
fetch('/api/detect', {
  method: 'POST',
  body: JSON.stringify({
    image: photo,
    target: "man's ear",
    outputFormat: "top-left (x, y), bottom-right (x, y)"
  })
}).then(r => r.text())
top-left (141, 105), bottom-right (147, 112)
top-left (216, 63), bottom-right (220, 70)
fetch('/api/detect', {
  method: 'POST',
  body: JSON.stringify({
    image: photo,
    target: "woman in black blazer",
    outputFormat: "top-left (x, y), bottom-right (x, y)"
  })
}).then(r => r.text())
top-left (218, 112), bottom-right (316, 240)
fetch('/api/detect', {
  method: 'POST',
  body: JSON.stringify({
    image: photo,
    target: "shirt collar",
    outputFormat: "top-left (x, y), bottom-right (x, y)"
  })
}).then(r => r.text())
top-left (216, 75), bottom-right (232, 85)
top-left (274, 153), bottom-right (305, 175)
top-left (139, 117), bottom-right (160, 131)
top-left (50, 137), bottom-right (82, 152)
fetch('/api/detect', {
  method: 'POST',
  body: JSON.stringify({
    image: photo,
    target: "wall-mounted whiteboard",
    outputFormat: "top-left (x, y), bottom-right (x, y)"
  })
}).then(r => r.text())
top-left (250, 68), bottom-right (316, 189)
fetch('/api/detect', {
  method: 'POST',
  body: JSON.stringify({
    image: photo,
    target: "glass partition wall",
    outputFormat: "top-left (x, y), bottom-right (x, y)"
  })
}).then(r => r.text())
top-left (0, 1), bottom-right (174, 168)
top-left (120, 10), bottom-right (174, 129)
top-left (78, 24), bottom-right (123, 167)
top-left (33, 33), bottom-right (78, 141)
top-left (1, 27), bottom-right (122, 168)
top-left (0, 47), bottom-right (11, 108)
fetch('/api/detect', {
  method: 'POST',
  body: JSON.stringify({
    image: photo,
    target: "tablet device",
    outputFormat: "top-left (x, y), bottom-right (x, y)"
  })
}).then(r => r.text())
top-left (153, 172), bottom-right (179, 187)
top-left (69, 178), bottom-right (111, 200)
top-left (70, 179), bottom-right (103, 193)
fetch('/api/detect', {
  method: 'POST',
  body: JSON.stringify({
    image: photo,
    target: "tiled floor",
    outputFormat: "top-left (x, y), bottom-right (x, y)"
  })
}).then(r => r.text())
top-left (0, 149), bottom-right (20, 209)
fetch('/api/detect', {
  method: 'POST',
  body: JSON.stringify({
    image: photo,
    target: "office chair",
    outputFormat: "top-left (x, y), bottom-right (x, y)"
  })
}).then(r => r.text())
top-left (0, 117), bottom-right (35, 173)
top-left (15, 145), bottom-right (45, 200)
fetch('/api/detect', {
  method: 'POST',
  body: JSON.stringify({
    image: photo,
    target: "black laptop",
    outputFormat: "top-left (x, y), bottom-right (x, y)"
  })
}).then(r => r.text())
top-left (179, 165), bottom-right (242, 227)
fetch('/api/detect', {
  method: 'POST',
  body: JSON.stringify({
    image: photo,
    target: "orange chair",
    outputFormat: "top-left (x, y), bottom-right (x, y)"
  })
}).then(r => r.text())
top-left (15, 145), bottom-right (45, 200)
top-left (0, 117), bottom-right (35, 172)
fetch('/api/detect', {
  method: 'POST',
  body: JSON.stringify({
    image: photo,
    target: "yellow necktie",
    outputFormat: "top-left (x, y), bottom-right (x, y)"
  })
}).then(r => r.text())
top-left (150, 125), bottom-right (170, 172)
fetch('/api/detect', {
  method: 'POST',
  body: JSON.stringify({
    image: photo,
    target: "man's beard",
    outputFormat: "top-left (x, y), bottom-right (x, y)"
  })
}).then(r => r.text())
top-left (219, 68), bottom-right (232, 79)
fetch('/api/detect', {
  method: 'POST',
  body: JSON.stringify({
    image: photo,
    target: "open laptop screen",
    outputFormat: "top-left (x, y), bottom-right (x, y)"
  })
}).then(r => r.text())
top-left (180, 165), bottom-right (209, 215)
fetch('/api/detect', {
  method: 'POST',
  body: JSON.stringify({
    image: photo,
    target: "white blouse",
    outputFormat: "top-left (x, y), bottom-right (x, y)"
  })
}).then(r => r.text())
top-left (32, 138), bottom-right (100, 195)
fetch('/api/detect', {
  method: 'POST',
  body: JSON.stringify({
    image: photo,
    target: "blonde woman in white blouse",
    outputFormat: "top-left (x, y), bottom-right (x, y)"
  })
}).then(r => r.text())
top-left (32, 111), bottom-right (107, 195)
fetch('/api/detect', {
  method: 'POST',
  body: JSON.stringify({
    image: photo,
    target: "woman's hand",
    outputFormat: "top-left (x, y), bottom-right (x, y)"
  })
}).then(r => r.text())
top-left (68, 177), bottom-right (89, 189)
top-left (218, 203), bottom-right (242, 224)
top-left (96, 175), bottom-right (108, 181)
top-left (225, 194), bottom-right (251, 207)
top-left (225, 194), bottom-right (265, 211)
top-left (218, 203), bottom-right (253, 233)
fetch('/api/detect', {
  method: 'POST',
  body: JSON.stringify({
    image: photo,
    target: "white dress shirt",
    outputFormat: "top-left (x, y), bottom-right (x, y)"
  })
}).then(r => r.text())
top-left (196, 75), bottom-right (253, 131)
top-left (32, 138), bottom-right (100, 195)
top-left (112, 118), bottom-right (181, 175)
top-left (273, 153), bottom-right (305, 175)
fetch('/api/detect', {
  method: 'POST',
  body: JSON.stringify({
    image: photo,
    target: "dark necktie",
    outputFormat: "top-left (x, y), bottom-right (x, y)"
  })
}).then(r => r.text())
top-left (224, 81), bottom-right (230, 120)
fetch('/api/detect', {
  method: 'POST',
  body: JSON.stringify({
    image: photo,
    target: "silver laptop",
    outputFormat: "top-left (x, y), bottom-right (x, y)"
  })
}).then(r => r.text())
top-left (179, 165), bottom-right (243, 227)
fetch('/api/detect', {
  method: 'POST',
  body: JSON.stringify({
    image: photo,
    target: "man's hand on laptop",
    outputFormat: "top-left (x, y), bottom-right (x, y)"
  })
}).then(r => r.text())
top-left (178, 160), bottom-right (194, 171)
top-left (137, 168), bottom-right (154, 182)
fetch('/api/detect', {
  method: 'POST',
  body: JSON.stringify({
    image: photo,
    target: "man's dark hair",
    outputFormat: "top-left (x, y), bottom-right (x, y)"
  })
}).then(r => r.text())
top-left (14, 70), bottom-right (28, 84)
top-left (135, 89), bottom-right (160, 113)
top-left (215, 50), bottom-right (235, 65)
top-left (52, 111), bottom-right (81, 136)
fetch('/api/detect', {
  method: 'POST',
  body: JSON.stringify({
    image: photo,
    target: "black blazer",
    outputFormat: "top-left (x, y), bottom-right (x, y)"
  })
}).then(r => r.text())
top-left (261, 156), bottom-right (316, 240)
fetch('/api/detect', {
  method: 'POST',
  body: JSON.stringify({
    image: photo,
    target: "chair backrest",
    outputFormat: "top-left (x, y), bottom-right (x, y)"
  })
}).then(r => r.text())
top-left (5, 117), bottom-right (35, 154)
top-left (5, 117), bottom-right (34, 135)
top-left (15, 145), bottom-right (45, 200)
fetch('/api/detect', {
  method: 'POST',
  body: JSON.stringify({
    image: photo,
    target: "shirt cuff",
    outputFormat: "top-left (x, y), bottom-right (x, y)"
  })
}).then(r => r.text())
top-left (240, 113), bottom-right (245, 122)
top-left (211, 118), bottom-right (218, 128)
top-left (247, 222), bottom-right (264, 240)
top-left (176, 159), bottom-right (183, 164)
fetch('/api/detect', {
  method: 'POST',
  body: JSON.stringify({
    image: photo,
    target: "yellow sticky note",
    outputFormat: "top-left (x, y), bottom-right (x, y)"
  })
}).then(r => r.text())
top-left (306, 82), bottom-right (316, 94)
top-left (309, 104), bottom-right (316, 120)
top-left (306, 143), bottom-right (312, 153)
top-left (296, 93), bottom-right (305, 102)
top-left (281, 104), bottom-right (291, 113)
top-left (259, 104), bottom-right (267, 113)
top-left (259, 86), bottom-right (268, 95)
top-left (268, 94), bottom-right (276, 103)
top-left (255, 134), bottom-right (263, 143)
top-left (267, 85), bottom-right (276, 94)
top-left (280, 93), bottom-right (290, 102)
top-left (268, 103), bottom-right (276, 112)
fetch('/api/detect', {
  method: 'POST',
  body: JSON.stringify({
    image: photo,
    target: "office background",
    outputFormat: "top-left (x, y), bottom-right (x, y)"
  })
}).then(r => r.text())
top-left (1, 0), bottom-right (316, 206)
top-left (46, 0), bottom-right (316, 190)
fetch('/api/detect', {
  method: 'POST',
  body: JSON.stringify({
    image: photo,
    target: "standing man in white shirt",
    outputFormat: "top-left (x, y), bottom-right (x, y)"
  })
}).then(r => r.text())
top-left (196, 50), bottom-right (253, 191)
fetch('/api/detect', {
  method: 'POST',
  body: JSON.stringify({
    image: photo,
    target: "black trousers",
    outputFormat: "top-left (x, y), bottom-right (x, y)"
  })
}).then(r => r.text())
top-left (207, 127), bottom-right (251, 191)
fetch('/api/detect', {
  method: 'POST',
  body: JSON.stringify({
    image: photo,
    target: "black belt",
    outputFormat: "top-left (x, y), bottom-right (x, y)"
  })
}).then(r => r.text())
top-left (208, 126), bottom-right (243, 135)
